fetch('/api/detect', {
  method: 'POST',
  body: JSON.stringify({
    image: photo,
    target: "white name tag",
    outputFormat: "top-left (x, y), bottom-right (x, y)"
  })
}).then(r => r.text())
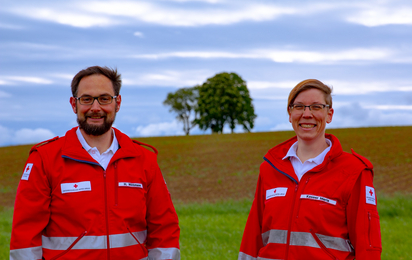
top-left (61, 181), bottom-right (91, 194)
top-left (300, 194), bottom-right (337, 205)
top-left (266, 187), bottom-right (288, 200)
top-left (21, 163), bottom-right (33, 180)
top-left (366, 186), bottom-right (376, 205)
top-left (119, 182), bottom-right (143, 188)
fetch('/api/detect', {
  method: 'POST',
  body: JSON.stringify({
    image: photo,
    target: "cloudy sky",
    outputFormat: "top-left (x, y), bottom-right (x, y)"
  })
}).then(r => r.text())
top-left (1, 0), bottom-right (412, 146)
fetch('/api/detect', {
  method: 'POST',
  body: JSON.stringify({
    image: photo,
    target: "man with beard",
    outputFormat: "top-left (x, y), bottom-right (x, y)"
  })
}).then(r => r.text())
top-left (10, 66), bottom-right (181, 260)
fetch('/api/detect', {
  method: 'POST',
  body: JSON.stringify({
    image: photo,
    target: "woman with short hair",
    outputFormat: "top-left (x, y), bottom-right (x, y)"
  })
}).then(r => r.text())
top-left (238, 79), bottom-right (382, 260)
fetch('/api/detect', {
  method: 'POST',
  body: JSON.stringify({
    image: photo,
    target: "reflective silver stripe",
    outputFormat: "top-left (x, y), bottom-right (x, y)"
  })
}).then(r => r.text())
top-left (238, 252), bottom-right (282, 260)
top-left (262, 229), bottom-right (353, 252)
top-left (10, 246), bottom-right (42, 260)
top-left (317, 233), bottom-right (353, 252)
top-left (148, 247), bottom-right (180, 260)
top-left (290, 232), bottom-right (320, 248)
top-left (261, 229), bottom-right (287, 247)
top-left (42, 230), bottom-right (147, 250)
top-left (110, 231), bottom-right (147, 248)
top-left (238, 252), bottom-right (257, 260)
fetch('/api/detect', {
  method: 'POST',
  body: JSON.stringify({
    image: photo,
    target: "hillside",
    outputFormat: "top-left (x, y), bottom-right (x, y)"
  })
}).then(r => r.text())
top-left (1, 126), bottom-right (411, 208)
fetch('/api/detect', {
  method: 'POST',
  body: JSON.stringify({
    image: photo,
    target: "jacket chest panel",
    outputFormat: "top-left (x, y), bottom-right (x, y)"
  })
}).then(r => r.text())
top-left (47, 158), bottom-right (148, 227)
top-left (261, 169), bottom-right (348, 235)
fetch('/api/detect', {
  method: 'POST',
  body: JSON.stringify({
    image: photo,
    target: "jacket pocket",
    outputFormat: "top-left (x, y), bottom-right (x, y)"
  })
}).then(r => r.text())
top-left (368, 211), bottom-right (382, 251)
top-left (125, 223), bottom-right (148, 257)
top-left (49, 231), bottom-right (87, 260)
top-left (309, 229), bottom-right (339, 260)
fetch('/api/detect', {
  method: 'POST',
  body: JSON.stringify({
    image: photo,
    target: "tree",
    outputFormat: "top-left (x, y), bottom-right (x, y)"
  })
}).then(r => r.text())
top-left (194, 72), bottom-right (257, 133)
top-left (163, 87), bottom-right (198, 135)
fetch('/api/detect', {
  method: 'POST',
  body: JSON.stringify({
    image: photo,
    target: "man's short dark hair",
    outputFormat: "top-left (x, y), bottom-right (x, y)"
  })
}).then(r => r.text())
top-left (71, 66), bottom-right (122, 97)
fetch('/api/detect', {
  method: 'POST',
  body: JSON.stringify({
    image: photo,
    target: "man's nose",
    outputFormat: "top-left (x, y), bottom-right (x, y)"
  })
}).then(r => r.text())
top-left (90, 99), bottom-right (101, 110)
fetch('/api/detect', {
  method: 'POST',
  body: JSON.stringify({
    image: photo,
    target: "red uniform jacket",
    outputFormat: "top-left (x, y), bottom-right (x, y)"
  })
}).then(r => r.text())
top-left (239, 134), bottom-right (382, 260)
top-left (10, 127), bottom-right (180, 260)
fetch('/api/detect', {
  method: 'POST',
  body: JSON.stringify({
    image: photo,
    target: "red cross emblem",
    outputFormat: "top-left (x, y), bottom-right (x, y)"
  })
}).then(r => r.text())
top-left (369, 189), bottom-right (373, 196)
top-left (74, 184), bottom-right (78, 188)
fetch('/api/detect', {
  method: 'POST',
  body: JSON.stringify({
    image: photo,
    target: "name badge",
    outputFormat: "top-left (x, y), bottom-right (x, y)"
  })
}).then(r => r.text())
top-left (61, 181), bottom-right (91, 194)
top-left (266, 187), bottom-right (288, 200)
top-left (300, 194), bottom-right (337, 205)
top-left (119, 182), bottom-right (143, 188)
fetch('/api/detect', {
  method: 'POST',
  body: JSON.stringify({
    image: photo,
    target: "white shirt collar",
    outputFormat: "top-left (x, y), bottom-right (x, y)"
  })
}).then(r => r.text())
top-left (76, 127), bottom-right (118, 155)
top-left (282, 138), bottom-right (332, 163)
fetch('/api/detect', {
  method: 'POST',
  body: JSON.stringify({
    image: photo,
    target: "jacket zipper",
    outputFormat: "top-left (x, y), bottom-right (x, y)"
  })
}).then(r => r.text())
top-left (285, 184), bottom-right (299, 260)
top-left (103, 170), bottom-right (111, 260)
top-left (368, 212), bottom-right (372, 248)
top-left (63, 156), bottom-right (112, 259)
top-left (309, 229), bottom-right (338, 260)
top-left (294, 177), bottom-right (310, 222)
top-left (114, 162), bottom-right (118, 206)
top-left (49, 231), bottom-right (87, 260)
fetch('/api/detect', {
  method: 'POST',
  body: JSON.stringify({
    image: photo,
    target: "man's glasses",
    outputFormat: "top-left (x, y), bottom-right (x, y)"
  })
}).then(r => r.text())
top-left (75, 95), bottom-right (117, 105)
top-left (289, 104), bottom-right (329, 113)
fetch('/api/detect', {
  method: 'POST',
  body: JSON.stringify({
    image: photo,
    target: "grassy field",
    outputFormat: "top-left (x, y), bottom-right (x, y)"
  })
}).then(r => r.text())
top-left (1, 126), bottom-right (412, 259)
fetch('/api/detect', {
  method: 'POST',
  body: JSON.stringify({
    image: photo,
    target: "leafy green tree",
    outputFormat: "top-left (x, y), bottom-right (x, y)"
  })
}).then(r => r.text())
top-left (194, 72), bottom-right (257, 133)
top-left (163, 87), bottom-right (198, 135)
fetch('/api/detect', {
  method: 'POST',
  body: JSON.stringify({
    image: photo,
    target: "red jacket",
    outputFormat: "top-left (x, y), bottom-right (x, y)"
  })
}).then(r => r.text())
top-left (10, 127), bottom-right (180, 260)
top-left (239, 134), bottom-right (382, 260)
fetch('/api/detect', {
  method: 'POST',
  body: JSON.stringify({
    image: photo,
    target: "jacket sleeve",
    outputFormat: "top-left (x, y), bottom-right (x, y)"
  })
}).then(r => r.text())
top-left (238, 174), bottom-right (265, 260)
top-left (145, 160), bottom-right (180, 260)
top-left (346, 169), bottom-right (382, 260)
top-left (10, 151), bottom-right (51, 260)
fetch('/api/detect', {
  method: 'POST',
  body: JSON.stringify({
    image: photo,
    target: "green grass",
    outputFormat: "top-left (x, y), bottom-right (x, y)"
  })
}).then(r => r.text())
top-left (1, 196), bottom-right (411, 259)
top-left (379, 195), bottom-right (412, 259)
top-left (0, 207), bottom-right (13, 260)
top-left (175, 199), bottom-right (251, 259)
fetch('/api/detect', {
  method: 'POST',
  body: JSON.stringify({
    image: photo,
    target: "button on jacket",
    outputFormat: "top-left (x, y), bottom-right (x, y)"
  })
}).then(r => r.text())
top-left (10, 127), bottom-right (180, 260)
top-left (239, 134), bottom-right (382, 260)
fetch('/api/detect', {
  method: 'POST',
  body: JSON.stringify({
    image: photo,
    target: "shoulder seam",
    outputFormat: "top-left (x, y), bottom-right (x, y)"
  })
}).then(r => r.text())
top-left (30, 136), bottom-right (60, 153)
top-left (132, 140), bottom-right (158, 155)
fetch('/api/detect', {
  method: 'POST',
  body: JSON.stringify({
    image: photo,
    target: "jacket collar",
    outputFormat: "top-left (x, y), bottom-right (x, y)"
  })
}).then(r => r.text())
top-left (62, 127), bottom-right (141, 163)
top-left (264, 133), bottom-right (343, 178)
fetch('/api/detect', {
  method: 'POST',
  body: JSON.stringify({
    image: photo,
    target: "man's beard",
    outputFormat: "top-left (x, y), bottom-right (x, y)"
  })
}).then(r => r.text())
top-left (77, 112), bottom-right (116, 136)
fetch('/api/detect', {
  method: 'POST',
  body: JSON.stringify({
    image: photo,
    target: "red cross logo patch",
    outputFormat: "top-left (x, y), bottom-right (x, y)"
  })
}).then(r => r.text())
top-left (366, 186), bottom-right (376, 205)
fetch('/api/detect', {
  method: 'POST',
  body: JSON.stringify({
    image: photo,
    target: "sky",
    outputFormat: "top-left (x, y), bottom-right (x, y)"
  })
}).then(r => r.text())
top-left (1, 0), bottom-right (412, 146)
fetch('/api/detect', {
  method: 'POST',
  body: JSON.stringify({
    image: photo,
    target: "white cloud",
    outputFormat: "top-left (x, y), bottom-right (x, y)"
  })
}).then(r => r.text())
top-left (6, 1), bottom-right (297, 28)
top-left (5, 0), bottom-right (412, 28)
top-left (131, 48), bottom-right (394, 64)
top-left (248, 80), bottom-right (298, 90)
top-left (366, 105), bottom-right (412, 110)
top-left (332, 102), bottom-right (412, 128)
top-left (271, 123), bottom-right (293, 131)
top-left (247, 79), bottom-right (412, 95)
top-left (12, 7), bottom-right (117, 28)
top-left (0, 76), bottom-right (53, 85)
top-left (0, 126), bottom-right (56, 146)
top-left (123, 70), bottom-right (211, 87)
top-left (134, 31), bottom-right (144, 38)
top-left (346, 4), bottom-right (412, 27)
top-left (135, 120), bottom-right (184, 137)
top-left (326, 80), bottom-right (412, 94)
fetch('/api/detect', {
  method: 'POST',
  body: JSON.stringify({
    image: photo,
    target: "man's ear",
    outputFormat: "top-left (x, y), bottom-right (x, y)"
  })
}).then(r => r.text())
top-left (70, 97), bottom-right (77, 114)
top-left (115, 95), bottom-right (121, 112)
